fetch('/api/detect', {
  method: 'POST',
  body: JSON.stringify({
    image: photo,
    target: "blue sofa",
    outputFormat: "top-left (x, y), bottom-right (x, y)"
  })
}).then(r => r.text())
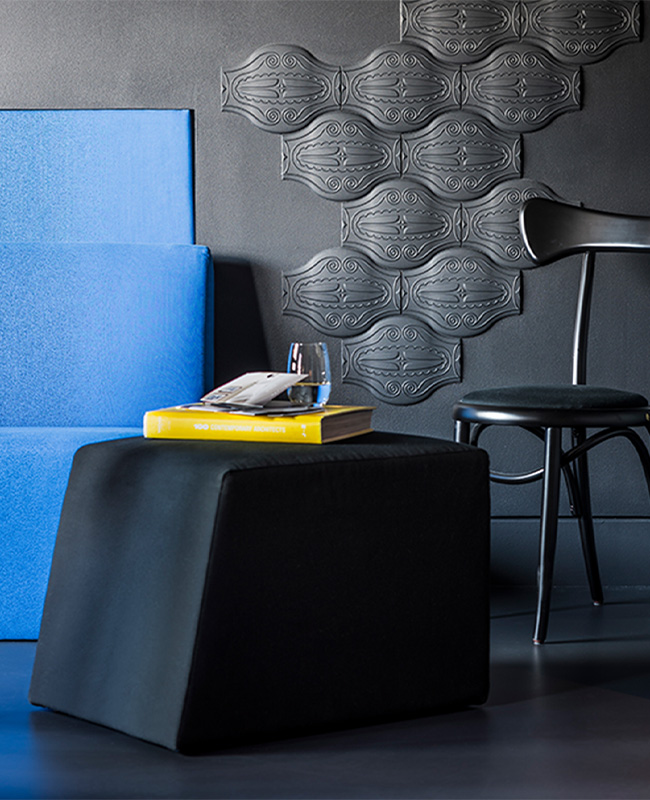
top-left (0, 243), bottom-right (212, 638)
top-left (0, 109), bottom-right (210, 638)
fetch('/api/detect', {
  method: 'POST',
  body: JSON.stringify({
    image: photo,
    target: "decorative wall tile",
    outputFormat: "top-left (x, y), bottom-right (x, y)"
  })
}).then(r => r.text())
top-left (462, 178), bottom-right (562, 267)
top-left (283, 110), bottom-right (521, 203)
top-left (462, 45), bottom-right (581, 132)
top-left (401, 0), bottom-right (521, 64)
top-left (221, 45), bottom-right (341, 133)
top-left (402, 248), bottom-right (521, 337)
top-left (342, 180), bottom-right (458, 269)
top-left (523, 1), bottom-right (640, 64)
top-left (341, 178), bottom-right (557, 269)
top-left (341, 316), bottom-right (461, 404)
top-left (282, 248), bottom-right (401, 336)
top-left (342, 43), bottom-right (459, 132)
top-left (224, 1), bottom-right (641, 406)
top-left (402, 112), bottom-right (521, 200)
top-left (400, 1), bottom-right (640, 65)
top-left (281, 113), bottom-right (400, 201)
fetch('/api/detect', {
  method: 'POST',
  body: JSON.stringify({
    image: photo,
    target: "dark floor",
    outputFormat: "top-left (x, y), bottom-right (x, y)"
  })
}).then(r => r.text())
top-left (3, 587), bottom-right (650, 799)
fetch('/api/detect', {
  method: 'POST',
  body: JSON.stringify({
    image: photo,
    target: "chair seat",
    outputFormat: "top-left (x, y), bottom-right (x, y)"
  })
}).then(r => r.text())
top-left (454, 385), bottom-right (649, 428)
top-left (459, 384), bottom-right (648, 410)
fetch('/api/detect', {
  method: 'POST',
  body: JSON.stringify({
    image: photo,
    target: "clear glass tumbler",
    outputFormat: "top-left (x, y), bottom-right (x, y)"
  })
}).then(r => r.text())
top-left (287, 341), bottom-right (332, 407)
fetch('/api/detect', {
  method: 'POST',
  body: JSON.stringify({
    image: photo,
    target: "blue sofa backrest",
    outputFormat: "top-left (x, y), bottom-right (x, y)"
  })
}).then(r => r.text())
top-left (0, 243), bottom-right (211, 425)
top-left (0, 109), bottom-right (194, 243)
top-left (0, 108), bottom-right (209, 638)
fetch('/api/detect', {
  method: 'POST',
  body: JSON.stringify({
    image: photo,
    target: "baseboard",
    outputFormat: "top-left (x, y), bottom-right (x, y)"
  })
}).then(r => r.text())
top-left (491, 517), bottom-right (650, 588)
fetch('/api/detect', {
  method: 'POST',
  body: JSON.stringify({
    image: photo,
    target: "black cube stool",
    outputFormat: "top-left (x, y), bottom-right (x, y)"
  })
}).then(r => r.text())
top-left (30, 432), bottom-right (490, 753)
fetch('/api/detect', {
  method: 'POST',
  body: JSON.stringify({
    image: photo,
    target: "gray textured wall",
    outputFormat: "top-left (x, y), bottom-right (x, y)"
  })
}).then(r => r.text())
top-left (2, 0), bottom-right (650, 583)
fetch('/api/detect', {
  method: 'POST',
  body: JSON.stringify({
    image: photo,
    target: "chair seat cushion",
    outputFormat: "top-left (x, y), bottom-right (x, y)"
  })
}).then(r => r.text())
top-left (459, 384), bottom-right (648, 410)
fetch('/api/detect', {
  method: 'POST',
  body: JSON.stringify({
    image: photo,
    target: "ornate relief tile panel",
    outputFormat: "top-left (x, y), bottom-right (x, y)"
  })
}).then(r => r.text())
top-left (402, 248), bottom-right (521, 337)
top-left (282, 247), bottom-right (401, 336)
top-left (402, 112), bottom-right (521, 200)
top-left (341, 42), bottom-right (459, 132)
top-left (221, 45), bottom-right (341, 133)
top-left (401, 0), bottom-right (521, 63)
top-left (283, 111), bottom-right (521, 203)
top-left (281, 113), bottom-right (401, 201)
top-left (341, 316), bottom-right (461, 404)
top-left (462, 45), bottom-right (581, 132)
top-left (342, 180), bottom-right (458, 269)
top-left (223, 1), bottom-right (641, 405)
top-left (462, 178), bottom-right (562, 267)
top-left (342, 178), bottom-right (557, 270)
top-left (222, 42), bottom-right (462, 137)
top-left (401, 1), bottom-right (639, 65)
top-left (523, 1), bottom-right (640, 64)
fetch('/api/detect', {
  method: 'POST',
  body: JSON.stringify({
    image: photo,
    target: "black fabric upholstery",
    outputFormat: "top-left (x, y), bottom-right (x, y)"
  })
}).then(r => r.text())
top-left (459, 384), bottom-right (648, 410)
top-left (29, 433), bottom-right (490, 753)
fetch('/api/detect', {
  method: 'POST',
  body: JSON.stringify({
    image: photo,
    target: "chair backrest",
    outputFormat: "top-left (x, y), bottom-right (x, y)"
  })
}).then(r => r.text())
top-left (520, 199), bottom-right (650, 385)
top-left (520, 199), bottom-right (650, 265)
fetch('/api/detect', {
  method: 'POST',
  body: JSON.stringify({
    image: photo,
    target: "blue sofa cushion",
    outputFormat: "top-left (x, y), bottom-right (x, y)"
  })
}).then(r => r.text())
top-left (0, 428), bottom-right (141, 639)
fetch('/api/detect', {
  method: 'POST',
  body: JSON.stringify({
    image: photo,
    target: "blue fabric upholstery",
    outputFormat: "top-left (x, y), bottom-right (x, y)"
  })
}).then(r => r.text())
top-left (0, 110), bottom-right (194, 244)
top-left (0, 244), bottom-right (211, 639)
top-left (0, 244), bottom-right (211, 425)
top-left (0, 243), bottom-right (211, 639)
top-left (0, 110), bottom-right (206, 638)
top-left (0, 428), bottom-right (140, 639)
top-left (0, 243), bottom-right (210, 638)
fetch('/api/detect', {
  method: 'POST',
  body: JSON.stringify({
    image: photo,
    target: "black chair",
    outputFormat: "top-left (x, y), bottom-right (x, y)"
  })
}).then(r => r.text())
top-left (453, 198), bottom-right (650, 644)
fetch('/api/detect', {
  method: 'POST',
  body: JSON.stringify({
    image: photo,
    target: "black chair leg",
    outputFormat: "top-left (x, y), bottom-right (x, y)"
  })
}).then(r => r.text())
top-left (534, 427), bottom-right (563, 645)
top-left (571, 429), bottom-right (603, 606)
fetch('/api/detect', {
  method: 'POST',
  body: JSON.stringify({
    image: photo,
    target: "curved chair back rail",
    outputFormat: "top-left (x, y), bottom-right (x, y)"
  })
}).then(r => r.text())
top-left (521, 198), bottom-right (650, 265)
top-left (453, 198), bottom-right (650, 644)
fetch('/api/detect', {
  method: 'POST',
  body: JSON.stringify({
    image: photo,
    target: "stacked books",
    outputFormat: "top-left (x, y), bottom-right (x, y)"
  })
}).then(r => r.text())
top-left (143, 372), bottom-right (374, 444)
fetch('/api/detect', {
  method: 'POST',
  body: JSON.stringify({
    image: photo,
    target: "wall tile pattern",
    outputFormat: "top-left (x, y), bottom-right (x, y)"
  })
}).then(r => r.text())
top-left (282, 245), bottom-right (521, 339)
top-left (222, 1), bottom-right (641, 404)
top-left (401, 0), bottom-right (639, 64)
top-left (341, 316), bottom-right (462, 403)
top-left (282, 111), bottom-right (521, 202)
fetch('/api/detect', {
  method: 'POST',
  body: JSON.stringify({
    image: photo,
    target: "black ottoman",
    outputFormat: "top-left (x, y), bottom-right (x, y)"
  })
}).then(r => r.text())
top-left (29, 432), bottom-right (490, 753)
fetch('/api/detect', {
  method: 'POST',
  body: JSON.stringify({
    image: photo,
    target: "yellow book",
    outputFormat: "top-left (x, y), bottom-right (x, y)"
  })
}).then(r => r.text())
top-left (143, 405), bottom-right (374, 444)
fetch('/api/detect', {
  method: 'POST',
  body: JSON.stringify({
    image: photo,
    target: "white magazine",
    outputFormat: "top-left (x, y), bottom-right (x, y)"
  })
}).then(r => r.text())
top-left (190, 372), bottom-right (313, 415)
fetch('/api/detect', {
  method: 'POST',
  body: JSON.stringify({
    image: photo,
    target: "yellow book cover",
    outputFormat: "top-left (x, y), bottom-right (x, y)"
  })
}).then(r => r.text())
top-left (143, 405), bottom-right (374, 444)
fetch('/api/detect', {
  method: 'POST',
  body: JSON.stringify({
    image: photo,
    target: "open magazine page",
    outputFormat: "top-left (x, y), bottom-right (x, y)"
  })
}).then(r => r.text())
top-left (191, 372), bottom-right (315, 415)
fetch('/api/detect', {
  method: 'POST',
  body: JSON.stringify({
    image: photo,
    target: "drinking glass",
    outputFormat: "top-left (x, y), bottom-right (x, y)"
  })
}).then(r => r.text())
top-left (287, 341), bottom-right (331, 406)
